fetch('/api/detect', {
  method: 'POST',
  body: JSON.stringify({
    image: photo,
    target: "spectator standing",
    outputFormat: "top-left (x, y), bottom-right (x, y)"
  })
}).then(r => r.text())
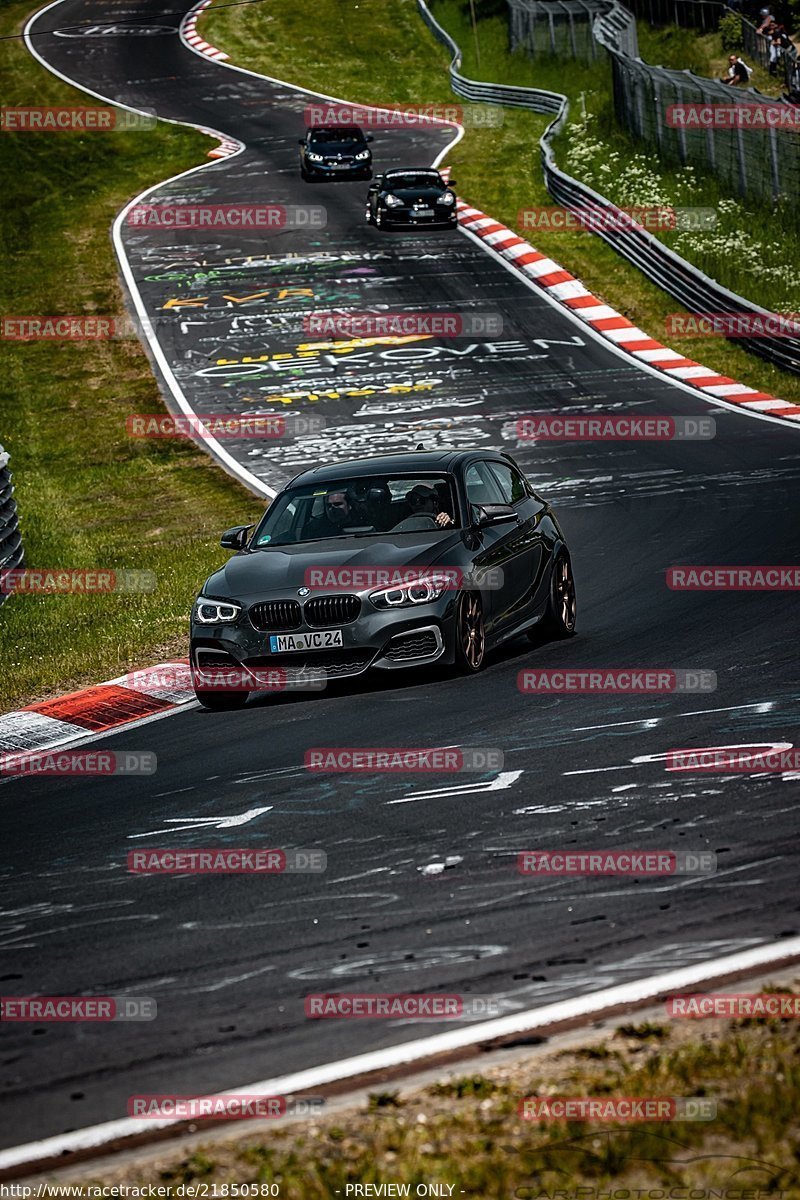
top-left (756, 7), bottom-right (775, 33)
top-left (769, 23), bottom-right (792, 74)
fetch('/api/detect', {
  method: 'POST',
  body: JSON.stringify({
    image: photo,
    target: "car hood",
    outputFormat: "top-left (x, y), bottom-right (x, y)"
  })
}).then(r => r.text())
top-left (203, 532), bottom-right (466, 601)
top-left (385, 184), bottom-right (449, 203)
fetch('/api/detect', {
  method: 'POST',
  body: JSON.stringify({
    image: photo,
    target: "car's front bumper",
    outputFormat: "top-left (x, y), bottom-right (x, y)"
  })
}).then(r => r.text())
top-left (190, 595), bottom-right (457, 687)
top-left (304, 158), bottom-right (371, 177)
top-left (381, 206), bottom-right (457, 226)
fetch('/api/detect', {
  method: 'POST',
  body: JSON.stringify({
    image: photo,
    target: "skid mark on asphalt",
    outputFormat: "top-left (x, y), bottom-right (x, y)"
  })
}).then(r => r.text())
top-left (437, 937), bottom-right (770, 1019)
top-left (287, 944), bottom-right (507, 981)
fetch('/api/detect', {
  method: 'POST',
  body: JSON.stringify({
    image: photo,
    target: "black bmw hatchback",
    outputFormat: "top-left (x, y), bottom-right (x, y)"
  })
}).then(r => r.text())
top-left (190, 450), bottom-right (576, 709)
top-left (366, 167), bottom-right (458, 228)
top-left (299, 124), bottom-right (373, 180)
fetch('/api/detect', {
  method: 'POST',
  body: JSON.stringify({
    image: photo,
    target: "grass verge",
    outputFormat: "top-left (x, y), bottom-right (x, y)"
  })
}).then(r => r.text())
top-left (202, 0), bottom-right (800, 405)
top-left (57, 980), bottom-right (800, 1194)
top-left (0, 2), bottom-right (263, 710)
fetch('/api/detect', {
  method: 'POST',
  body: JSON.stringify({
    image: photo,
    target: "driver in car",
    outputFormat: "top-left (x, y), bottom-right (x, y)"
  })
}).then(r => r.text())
top-left (406, 484), bottom-right (453, 528)
top-left (307, 490), bottom-right (354, 538)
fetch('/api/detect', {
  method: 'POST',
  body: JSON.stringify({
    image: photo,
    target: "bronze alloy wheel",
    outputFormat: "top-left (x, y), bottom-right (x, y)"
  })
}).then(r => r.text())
top-left (543, 550), bottom-right (577, 638)
top-left (456, 590), bottom-right (486, 672)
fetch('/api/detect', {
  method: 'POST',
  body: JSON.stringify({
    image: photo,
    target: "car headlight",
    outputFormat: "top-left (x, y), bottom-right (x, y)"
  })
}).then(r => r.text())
top-left (384, 193), bottom-right (404, 208)
top-left (306, 151), bottom-right (324, 163)
top-left (439, 191), bottom-right (455, 206)
top-left (355, 149), bottom-right (371, 161)
top-left (194, 596), bottom-right (242, 624)
top-left (369, 573), bottom-right (453, 609)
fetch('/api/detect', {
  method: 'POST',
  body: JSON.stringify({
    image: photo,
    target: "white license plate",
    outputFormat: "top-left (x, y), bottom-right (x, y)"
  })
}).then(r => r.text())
top-left (269, 630), bottom-right (344, 652)
top-left (413, 208), bottom-right (434, 217)
top-left (332, 163), bottom-right (351, 169)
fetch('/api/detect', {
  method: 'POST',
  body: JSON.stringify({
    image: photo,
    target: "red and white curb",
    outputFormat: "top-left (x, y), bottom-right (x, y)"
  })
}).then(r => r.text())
top-left (457, 200), bottom-right (800, 424)
top-left (182, 0), bottom-right (228, 62)
top-left (181, 0), bottom-right (240, 158)
top-left (0, 661), bottom-right (195, 760)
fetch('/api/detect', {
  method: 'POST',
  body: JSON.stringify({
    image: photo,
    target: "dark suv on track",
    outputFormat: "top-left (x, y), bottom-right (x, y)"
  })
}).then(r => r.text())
top-left (299, 125), bottom-right (374, 180)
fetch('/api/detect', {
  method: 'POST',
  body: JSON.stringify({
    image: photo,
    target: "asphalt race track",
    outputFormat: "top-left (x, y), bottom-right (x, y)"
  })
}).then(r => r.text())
top-left (3, 0), bottom-right (800, 1152)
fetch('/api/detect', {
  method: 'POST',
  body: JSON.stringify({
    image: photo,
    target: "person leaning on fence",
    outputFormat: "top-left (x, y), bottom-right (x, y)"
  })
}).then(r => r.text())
top-left (769, 23), bottom-right (792, 73)
top-left (788, 54), bottom-right (800, 102)
top-left (722, 55), bottom-right (752, 84)
top-left (756, 7), bottom-right (775, 33)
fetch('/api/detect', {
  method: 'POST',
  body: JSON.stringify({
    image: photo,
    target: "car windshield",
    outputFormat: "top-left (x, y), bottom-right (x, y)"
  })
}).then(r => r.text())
top-left (309, 128), bottom-right (364, 144)
top-left (251, 475), bottom-right (459, 546)
top-left (386, 172), bottom-right (443, 190)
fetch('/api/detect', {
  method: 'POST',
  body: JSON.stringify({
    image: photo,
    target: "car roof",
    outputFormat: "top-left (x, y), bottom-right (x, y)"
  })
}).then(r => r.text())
top-left (287, 449), bottom-right (503, 486)
top-left (383, 167), bottom-right (441, 176)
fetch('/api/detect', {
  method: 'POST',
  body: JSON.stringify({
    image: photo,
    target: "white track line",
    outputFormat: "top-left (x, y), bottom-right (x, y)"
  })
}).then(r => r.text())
top-left (24, 0), bottom-right (271, 499)
top-left (457, 222), bottom-right (800, 432)
top-left (13, 5), bottom-right (800, 1173)
top-left (176, 0), bottom-right (465, 171)
top-left (182, 0), bottom-right (800, 432)
top-left (2, 935), bottom-right (799, 1172)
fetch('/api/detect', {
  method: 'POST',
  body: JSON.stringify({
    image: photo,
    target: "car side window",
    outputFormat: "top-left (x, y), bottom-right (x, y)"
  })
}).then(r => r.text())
top-left (487, 462), bottom-right (527, 505)
top-left (465, 462), bottom-right (506, 508)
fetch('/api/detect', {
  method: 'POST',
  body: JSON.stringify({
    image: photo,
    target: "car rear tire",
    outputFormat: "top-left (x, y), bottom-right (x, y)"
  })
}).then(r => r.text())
top-left (454, 591), bottom-right (486, 673)
top-left (194, 690), bottom-right (248, 711)
top-left (533, 549), bottom-right (576, 640)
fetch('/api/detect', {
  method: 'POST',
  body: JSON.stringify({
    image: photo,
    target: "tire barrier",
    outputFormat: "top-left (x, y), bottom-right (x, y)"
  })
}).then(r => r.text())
top-left (0, 443), bottom-right (24, 608)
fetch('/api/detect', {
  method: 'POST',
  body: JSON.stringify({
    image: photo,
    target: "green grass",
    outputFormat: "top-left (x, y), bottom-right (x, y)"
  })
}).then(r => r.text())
top-left (202, 0), bottom-right (800, 405)
top-left (59, 985), bottom-right (800, 1194)
top-left (0, 1), bottom-right (263, 710)
top-left (636, 18), bottom-right (782, 94)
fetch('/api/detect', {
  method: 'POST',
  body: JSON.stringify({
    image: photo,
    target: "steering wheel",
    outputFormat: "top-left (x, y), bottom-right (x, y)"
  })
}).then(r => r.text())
top-left (391, 515), bottom-right (439, 532)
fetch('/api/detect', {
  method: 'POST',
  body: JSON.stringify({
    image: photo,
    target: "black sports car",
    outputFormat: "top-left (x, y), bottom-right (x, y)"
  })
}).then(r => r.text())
top-left (366, 168), bottom-right (458, 229)
top-left (190, 450), bottom-right (575, 709)
top-left (299, 124), bottom-right (373, 180)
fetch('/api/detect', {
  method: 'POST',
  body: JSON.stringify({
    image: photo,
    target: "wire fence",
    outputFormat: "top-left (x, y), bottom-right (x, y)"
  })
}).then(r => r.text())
top-left (417, 0), bottom-right (800, 374)
top-left (509, 0), bottom-right (800, 203)
top-left (617, 0), bottom-right (799, 90)
top-left (0, 443), bottom-right (24, 607)
top-left (508, 0), bottom-right (615, 60)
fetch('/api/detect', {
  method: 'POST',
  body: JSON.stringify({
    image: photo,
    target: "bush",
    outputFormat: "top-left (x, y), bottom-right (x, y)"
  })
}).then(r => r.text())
top-left (719, 11), bottom-right (744, 50)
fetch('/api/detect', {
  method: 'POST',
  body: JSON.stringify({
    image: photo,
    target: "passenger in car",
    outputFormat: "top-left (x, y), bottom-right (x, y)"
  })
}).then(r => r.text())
top-left (405, 484), bottom-right (454, 528)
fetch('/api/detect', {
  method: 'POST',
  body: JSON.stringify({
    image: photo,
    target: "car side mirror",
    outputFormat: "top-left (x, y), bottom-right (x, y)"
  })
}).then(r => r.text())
top-left (447, 179), bottom-right (457, 187)
top-left (365, 134), bottom-right (374, 142)
top-left (298, 138), bottom-right (306, 145)
top-left (220, 525), bottom-right (253, 550)
top-left (475, 504), bottom-right (517, 527)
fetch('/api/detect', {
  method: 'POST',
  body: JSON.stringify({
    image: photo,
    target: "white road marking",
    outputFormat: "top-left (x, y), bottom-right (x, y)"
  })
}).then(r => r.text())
top-left (571, 701), bottom-right (778, 732)
top-left (387, 770), bottom-right (524, 804)
top-left (4, 935), bottom-right (800, 1172)
top-left (128, 806), bottom-right (272, 838)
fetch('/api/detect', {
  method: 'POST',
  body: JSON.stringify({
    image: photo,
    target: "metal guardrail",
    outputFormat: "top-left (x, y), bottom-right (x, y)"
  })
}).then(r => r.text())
top-left (0, 442), bottom-right (23, 607)
top-left (417, 0), bottom-right (800, 375)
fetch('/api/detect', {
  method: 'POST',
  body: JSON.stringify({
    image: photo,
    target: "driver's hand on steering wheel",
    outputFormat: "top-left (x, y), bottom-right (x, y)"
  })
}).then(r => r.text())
top-left (435, 512), bottom-right (453, 528)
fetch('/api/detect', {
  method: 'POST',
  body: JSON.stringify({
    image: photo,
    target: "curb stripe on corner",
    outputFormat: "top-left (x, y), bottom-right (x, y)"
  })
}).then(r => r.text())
top-left (182, 0), bottom-right (228, 62)
top-left (0, 661), bottom-right (195, 758)
top-left (456, 201), bottom-right (800, 424)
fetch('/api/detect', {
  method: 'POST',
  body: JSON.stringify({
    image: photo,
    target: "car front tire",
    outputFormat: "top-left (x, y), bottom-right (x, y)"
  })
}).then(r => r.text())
top-left (454, 590), bottom-right (486, 673)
